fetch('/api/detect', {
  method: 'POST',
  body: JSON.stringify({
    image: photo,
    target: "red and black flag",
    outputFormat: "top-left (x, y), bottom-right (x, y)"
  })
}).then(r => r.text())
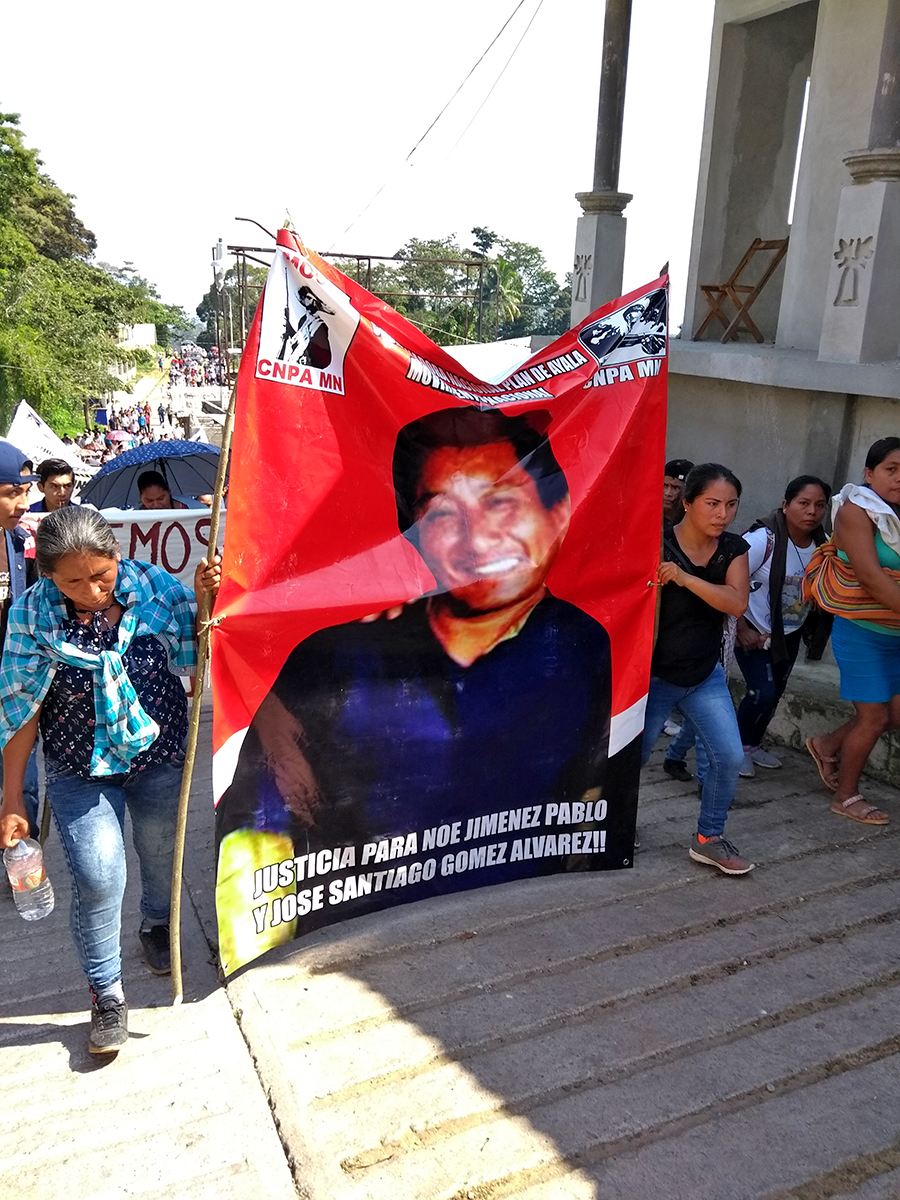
top-left (211, 228), bottom-right (667, 974)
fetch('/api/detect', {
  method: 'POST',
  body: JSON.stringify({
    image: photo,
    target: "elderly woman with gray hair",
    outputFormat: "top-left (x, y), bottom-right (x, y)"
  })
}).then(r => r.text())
top-left (0, 506), bottom-right (219, 1054)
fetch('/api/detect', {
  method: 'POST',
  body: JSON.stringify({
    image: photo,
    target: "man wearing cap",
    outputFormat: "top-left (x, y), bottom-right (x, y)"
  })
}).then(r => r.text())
top-left (0, 441), bottom-right (40, 834)
top-left (663, 458), bottom-right (693, 527)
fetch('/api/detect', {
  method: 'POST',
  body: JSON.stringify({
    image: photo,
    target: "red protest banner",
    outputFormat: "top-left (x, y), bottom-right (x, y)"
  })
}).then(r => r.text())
top-left (211, 228), bottom-right (667, 975)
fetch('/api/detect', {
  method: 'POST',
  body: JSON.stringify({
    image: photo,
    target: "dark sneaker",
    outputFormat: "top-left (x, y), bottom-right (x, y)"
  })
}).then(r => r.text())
top-left (140, 925), bottom-right (171, 975)
top-left (89, 995), bottom-right (129, 1054)
top-left (749, 746), bottom-right (782, 770)
top-left (689, 833), bottom-right (755, 875)
top-left (663, 758), bottom-right (693, 783)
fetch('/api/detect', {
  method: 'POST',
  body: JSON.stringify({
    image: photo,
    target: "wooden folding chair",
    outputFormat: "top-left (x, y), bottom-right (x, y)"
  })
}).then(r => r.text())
top-left (693, 237), bottom-right (789, 343)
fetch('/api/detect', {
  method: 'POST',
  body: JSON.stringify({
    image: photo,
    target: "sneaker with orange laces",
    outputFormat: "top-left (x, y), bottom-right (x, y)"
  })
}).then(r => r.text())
top-left (689, 832), bottom-right (755, 875)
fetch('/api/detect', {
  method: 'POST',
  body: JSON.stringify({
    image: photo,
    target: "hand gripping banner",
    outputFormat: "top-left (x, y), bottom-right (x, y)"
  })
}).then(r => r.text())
top-left (212, 228), bottom-right (667, 975)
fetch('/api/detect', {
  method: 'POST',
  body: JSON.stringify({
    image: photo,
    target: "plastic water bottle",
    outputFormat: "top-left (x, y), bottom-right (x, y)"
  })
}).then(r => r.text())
top-left (3, 838), bottom-right (55, 921)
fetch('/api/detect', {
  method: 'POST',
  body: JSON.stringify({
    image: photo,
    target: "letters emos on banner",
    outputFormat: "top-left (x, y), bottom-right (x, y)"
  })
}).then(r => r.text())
top-left (19, 509), bottom-right (224, 587)
top-left (105, 508), bottom-right (225, 583)
top-left (211, 228), bottom-right (668, 976)
top-left (103, 510), bottom-right (225, 585)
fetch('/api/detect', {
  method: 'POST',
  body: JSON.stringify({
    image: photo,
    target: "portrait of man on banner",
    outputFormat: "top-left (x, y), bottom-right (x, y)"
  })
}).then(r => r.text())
top-left (216, 405), bottom-right (617, 959)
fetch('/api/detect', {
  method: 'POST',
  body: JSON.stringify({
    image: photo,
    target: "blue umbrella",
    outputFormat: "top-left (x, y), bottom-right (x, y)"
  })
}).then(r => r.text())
top-left (79, 440), bottom-right (225, 509)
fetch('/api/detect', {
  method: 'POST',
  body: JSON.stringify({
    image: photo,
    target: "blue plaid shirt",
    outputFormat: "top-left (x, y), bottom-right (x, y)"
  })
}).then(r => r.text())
top-left (0, 559), bottom-right (197, 775)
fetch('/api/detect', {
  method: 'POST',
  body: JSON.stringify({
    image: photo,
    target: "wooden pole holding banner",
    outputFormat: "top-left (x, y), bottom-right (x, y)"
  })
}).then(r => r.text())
top-left (170, 379), bottom-right (237, 1004)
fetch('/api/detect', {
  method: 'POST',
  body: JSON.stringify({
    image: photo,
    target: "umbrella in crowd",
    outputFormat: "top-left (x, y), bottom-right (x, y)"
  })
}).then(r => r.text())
top-left (79, 440), bottom-right (225, 509)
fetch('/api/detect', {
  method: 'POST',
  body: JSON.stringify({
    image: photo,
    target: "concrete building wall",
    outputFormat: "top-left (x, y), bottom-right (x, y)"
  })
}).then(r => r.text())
top-left (720, 4), bottom-right (817, 338)
top-left (667, 373), bottom-right (900, 521)
top-left (636, 0), bottom-right (900, 518)
top-left (667, 371), bottom-right (847, 519)
top-left (683, 0), bottom-right (818, 341)
top-left (847, 393), bottom-right (900, 481)
top-left (669, 0), bottom-right (900, 518)
top-left (777, 0), bottom-right (890, 350)
top-left (667, 370), bottom-right (900, 522)
top-left (682, 0), bottom-right (897, 356)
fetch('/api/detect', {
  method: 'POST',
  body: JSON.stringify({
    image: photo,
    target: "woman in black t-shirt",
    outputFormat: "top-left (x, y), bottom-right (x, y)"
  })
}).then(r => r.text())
top-left (641, 463), bottom-right (753, 874)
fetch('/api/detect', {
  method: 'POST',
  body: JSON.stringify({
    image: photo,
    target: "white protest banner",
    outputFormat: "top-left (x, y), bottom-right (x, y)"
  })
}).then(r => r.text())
top-left (6, 401), bottom-right (93, 482)
top-left (100, 509), bottom-right (225, 586)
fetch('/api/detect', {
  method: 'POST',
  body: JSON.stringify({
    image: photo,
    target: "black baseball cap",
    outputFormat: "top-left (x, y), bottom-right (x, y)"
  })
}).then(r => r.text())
top-left (664, 459), bottom-right (694, 481)
top-left (0, 439), bottom-right (39, 484)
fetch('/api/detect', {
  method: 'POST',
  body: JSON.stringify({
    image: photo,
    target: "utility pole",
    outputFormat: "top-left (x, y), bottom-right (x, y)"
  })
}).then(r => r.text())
top-left (211, 238), bottom-right (227, 383)
top-left (570, 0), bottom-right (634, 325)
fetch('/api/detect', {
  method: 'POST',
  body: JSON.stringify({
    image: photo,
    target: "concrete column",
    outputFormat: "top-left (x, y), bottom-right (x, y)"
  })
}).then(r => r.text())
top-left (570, 0), bottom-right (633, 326)
top-left (868, 0), bottom-right (900, 148)
top-left (818, 0), bottom-right (900, 362)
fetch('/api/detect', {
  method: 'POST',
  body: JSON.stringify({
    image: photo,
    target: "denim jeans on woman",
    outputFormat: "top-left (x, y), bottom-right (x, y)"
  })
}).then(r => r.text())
top-left (734, 629), bottom-right (802, 748)
top-left (46, 758), bottom-right (181, 991)
top-left (665, 715), bottom-right (710, 782)
top-left (642, 663), bottom-right (744, 838)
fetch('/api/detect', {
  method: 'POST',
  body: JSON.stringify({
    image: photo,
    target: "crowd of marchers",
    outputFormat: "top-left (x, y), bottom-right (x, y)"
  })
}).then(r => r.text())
top-left (168, 344), bottom-right (227, 389)
top-left (645, 444), bottom-right (900, 875)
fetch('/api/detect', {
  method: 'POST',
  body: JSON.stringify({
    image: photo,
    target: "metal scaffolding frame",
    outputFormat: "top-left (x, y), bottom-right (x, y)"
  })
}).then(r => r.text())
top-left (223, 241), bottom-right (491, 355)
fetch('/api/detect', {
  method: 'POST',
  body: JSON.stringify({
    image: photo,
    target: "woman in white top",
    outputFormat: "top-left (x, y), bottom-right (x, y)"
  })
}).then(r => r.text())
top-left (735, 476), bottom-right (832, 776)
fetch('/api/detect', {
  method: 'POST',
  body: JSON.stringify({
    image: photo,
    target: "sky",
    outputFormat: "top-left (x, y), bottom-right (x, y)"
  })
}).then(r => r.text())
top-left (4, 0), bottom-right (715, 331)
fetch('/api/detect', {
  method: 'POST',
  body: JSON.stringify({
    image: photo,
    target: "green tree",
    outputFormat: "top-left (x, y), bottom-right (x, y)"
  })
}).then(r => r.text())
top-left (385, 231), bottom-right (567, 343)
top-left (101, 261), bottom-right (194, 348)
top-left (392, 236), bottom-right (478, 345)
top-left (224, 227), bottom-right (570, 352)
top-left (0, 111), bottom-right (182, 432)
top-left (337, 257), bottom-right (408, 315)
top-left (470, 226), bottom-right (498, 258)
top-left (492, 238), bottom-right (569, 339)
top-left (490, 257), bottom-right (524, 333)
top-left (0, 109), bottom-right (96, 262)
top-left (334, 236), bottom-right (489, 346)
top-left (0, 255), bottom-right (142, 429)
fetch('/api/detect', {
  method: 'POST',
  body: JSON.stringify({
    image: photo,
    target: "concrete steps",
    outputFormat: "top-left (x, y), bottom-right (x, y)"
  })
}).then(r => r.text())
top-left (228, 746), bottom-right (900, 1199)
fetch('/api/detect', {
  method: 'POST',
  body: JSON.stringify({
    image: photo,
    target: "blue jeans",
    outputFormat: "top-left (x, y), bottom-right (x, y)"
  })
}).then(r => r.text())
top-left (46, 759), bottom-right (182, 991)
top-left (642, 664), bottom-right (744, 838)
top-left (735, 630), bottom-right (801, 747)
top-left (665, 717), bottom-right (710, 782)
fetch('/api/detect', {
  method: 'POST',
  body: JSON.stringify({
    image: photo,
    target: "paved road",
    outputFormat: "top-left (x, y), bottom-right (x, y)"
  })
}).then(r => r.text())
top-left (0, 706), bottom-right (296, 1200)
top-left (231, 742), bottom-right (900, 1200)
top-left (2, 719), bottom-right (899, 1199)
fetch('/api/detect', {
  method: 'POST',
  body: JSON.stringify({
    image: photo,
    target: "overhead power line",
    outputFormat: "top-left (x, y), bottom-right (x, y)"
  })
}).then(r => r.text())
top-left (403, 0), bottom-right (529, 164)
top-left (327, 0), bottom-right (531, 250)
top-left (440, 0), bottom-right (546, 168)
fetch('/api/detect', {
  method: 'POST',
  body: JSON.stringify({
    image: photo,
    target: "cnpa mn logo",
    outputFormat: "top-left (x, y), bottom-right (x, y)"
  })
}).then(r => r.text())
top-left (255, 247), bottom-right (360, 394)
top-left (256, 358), bottom-right (345, 394)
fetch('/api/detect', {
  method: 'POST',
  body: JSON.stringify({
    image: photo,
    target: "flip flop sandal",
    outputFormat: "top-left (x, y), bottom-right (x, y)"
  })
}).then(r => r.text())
top-left (831, 794), bottom-right (889, 825)
top-left (806, 736), bottom-right (839, 792)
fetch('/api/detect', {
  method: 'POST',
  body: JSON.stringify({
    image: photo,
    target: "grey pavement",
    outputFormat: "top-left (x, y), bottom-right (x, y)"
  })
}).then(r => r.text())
top-left (3, 703), bottom-right (900, 1198)
top-left (0, 705), bottom-right (297, 1200)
